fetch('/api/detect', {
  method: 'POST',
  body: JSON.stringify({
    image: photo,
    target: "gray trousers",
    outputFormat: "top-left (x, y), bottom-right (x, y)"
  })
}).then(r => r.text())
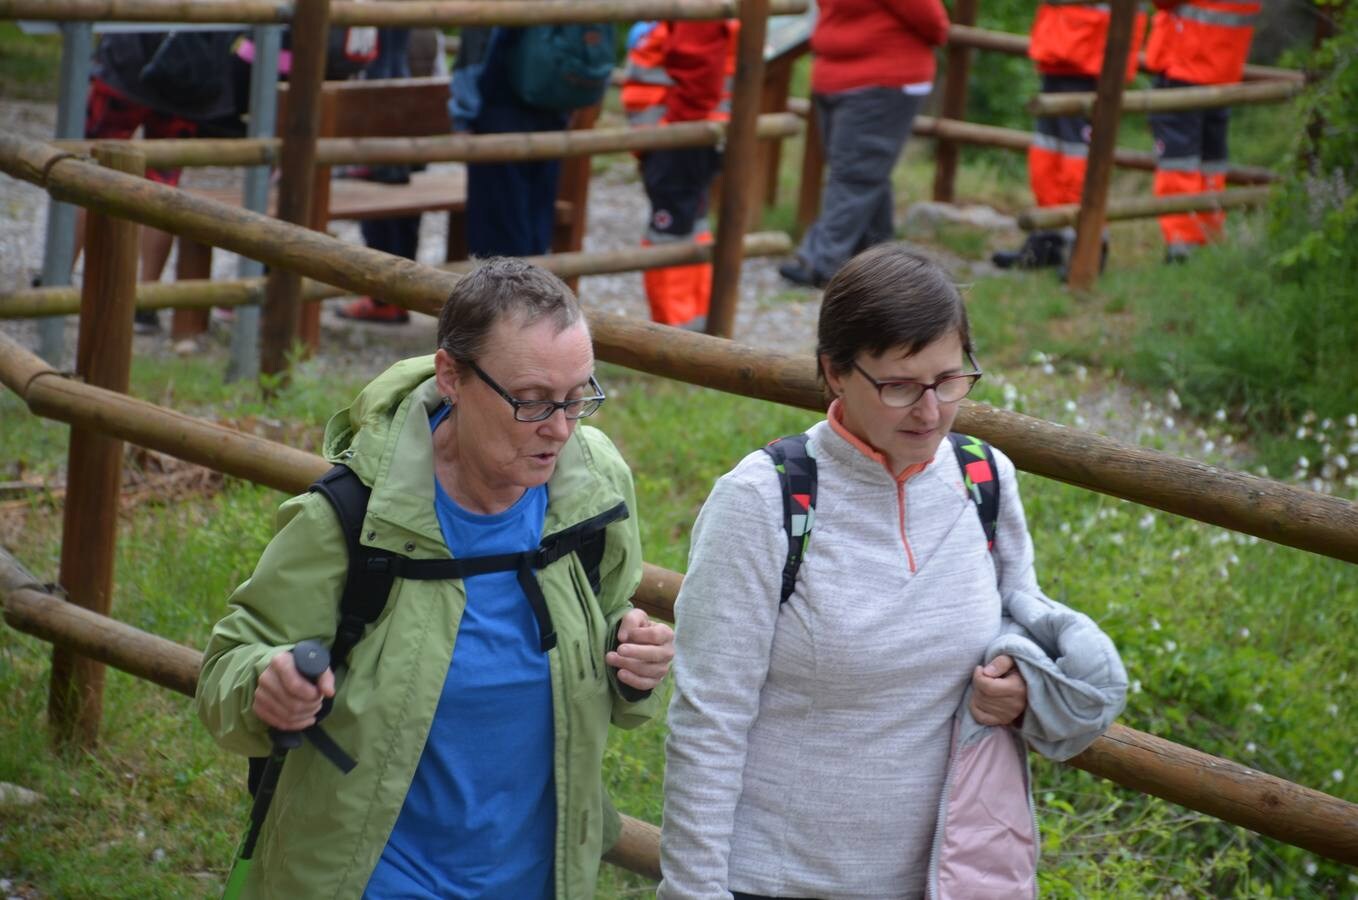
top-left (797, 87), bottom-right (924, 280)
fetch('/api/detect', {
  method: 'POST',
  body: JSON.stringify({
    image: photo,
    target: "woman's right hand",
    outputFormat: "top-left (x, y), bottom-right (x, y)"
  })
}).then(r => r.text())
top-left (252, 649), bottom-right (336, 731)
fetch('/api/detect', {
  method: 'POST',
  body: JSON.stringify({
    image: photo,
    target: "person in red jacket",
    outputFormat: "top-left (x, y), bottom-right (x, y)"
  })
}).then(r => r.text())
top-left (622, 20), bottom-right (737, 329)
top-left (993, 2), bottom-right (1144, 272)
top-left (1146, 0), bottom-right (1259, 261)
top-left (778, 0), bottom-right (950, 288)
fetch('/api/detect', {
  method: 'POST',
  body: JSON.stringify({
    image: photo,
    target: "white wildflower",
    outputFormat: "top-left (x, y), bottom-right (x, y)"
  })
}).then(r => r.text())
top-left (1328, 703), bottom-right (1339, 717)
top-left (1130, 679), bottom-right (1143, 694)
top-left (1296, 426), bottom-right (1309, 440)
top-left (1303, 410), bottom-right (1317, 424)
top-left (1167, 389), bottom-right (1182, 410)
top-left (1064, 399), bottom-right (1077, 413)
top-left (1164, 639), bottom-right (1177, 652)
top-left (1248, 702), bottom-right (1264, 715)
top-left (1203, 439), bottom-right (1216, 454)
top-left (1059, 522), bottom-right (1072, 534)
top-left (1245, 741), bottom-right (1257, 754)
top-left (1214, 408), bottom-right (1227, 422)
top-left (1321, 418), bottom-right (1334, 432)
top-left (1297, 455), bottom-right (1310, 470)
top-left (1138, 513), bottom-right (1156, 530)
top-left (1336, 454), bottom-right (1349, 471)
top-left (1075, 365), bottom-right (1088, 382)
top-left (1332, 769), bottom-right (1345, 783)
top-left (1163, 416), bottom-right (1175, 430)
top-left (1151, 619), bottom-right (1161, 631)
top-left (1074, 414), bottom-right (1087, 428)
top-left (1109, 532), bottom-right (1125, 546)
top-left (1042, 362), bottom-right (1055, 375)
top-left (152, 847), bottom-right (166, 863)
top-left (1219, 566), bottom-right (1230, 579)
top-left (1228, 553), bottom-right (1239, 566)
top-left (1239, 627), bottom-right (1250, 639)
top-left (1304, 860), bottom-right (1318, 877)
top-left (1347, 413), bottom-right (1357, 428)
top-left (1222, 434), bottom-right (1234, 447)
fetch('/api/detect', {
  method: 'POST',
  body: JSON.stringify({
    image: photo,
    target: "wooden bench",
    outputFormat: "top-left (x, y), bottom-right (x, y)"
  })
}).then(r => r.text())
top-left (173, 76), bottom-right (598, 344)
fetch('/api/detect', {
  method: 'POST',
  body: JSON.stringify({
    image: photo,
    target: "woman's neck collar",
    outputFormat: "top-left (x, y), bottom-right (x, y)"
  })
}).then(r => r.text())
top-left (827, 399), bottom-right (929, 483)
top-left (431, 412), bottom-right (527, 515)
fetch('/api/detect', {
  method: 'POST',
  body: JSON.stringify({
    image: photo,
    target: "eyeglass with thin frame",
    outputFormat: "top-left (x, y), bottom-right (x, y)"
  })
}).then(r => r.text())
top-left (468, 360), bottom-right (606, 422)
top-left (851, 351), bottom-right (983, 408)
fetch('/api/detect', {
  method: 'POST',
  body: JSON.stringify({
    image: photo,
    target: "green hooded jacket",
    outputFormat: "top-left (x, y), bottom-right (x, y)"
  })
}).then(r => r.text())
top-left (195, 356), bottom-right (659, 898)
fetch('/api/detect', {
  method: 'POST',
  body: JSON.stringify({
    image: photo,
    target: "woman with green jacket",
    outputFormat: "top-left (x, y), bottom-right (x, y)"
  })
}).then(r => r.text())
top-left (196, 258), bottom-right (674, 898)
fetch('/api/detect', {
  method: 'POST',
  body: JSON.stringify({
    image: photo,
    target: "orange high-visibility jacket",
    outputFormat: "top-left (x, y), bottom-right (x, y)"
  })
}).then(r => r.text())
top-left (621, 21), bottom-right (737, 126)
top-left (1145, 0), bottom-right (1259, 85)
top-left (1029, 2), bottom-right (1145, 81)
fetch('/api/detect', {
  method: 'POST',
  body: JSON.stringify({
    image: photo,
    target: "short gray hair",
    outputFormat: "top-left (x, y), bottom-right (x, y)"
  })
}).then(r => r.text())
top-left (436, 257), bottom-right (584, 364)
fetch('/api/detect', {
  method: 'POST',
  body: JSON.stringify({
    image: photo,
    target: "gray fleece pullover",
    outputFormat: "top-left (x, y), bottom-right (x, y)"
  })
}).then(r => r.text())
top-left (660, 418), bottom-right (1048, 900)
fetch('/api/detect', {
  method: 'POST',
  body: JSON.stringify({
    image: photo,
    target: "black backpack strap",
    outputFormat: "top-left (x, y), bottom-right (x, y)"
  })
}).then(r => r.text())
top-left (762, 434), bottom-right (817, 606)
top-left (309, 464), bottom-right (398, 672)
top-left (948, 433), bottom-right (1000, 551)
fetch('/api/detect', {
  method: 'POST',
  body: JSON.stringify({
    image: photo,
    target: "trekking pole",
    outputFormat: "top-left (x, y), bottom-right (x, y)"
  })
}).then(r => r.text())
top-left (222, 639), bottom-right (330, 899)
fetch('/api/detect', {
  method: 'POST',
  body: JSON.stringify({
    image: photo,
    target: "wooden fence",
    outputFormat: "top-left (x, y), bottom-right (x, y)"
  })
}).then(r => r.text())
top-left (2, 129), bottom-right (1358, 874)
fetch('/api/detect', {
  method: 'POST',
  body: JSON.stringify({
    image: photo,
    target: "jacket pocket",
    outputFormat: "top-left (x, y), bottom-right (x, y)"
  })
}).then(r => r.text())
top-left (929, 722), bottom-right (1038, 900)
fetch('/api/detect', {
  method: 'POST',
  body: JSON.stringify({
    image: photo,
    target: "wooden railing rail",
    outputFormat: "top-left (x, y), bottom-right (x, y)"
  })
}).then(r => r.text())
top-left (0, 0), bottom-right (809, 25)
top-left (0, 233), bottom-right (794, 320)
top-left (48, 113), bottom-right (803, 170)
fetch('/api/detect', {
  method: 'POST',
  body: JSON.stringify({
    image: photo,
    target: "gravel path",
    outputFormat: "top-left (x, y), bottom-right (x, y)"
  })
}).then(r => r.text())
top-left (0, 99), bottom-right (822, 379)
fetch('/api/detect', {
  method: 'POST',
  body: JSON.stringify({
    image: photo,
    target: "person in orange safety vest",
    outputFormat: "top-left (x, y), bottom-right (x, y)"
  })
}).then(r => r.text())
top-left (621, 20), bottom-right (738, 329)
top-left (993, 1), bottom-right (1145, 272)
top-left (1145, 0), bottom-right (1259, 261)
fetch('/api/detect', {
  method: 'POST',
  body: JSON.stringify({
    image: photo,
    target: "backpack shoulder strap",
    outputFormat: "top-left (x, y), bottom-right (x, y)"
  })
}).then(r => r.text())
top-left (309, 464), bottom-right (395, 671)
top-left (948, 432), bottom-right (1000, 552)
top-left (762, 434), bottom-right (817, 606)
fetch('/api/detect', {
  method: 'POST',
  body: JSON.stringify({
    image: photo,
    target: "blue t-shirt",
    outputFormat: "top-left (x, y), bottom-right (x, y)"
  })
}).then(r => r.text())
top-left (364, 405), bottom-right (555, 899)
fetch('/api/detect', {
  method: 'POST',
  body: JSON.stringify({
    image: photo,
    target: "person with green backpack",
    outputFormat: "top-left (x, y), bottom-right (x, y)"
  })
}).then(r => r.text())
top-left (450, 24), bottom-right (615, 258)
top-left (196, 259), bottom-right (673, 898)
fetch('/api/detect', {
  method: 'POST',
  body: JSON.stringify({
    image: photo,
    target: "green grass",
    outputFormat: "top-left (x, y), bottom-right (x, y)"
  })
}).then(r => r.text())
top-left (0, 23), bottom-right (62, 102)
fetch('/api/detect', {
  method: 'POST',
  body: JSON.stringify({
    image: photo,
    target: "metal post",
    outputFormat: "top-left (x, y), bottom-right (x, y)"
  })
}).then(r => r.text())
top-left (37, 21), bottom-right (93, 365)
top-left (48, 144), bottom-right (144, 750)
top-left (1066, 0), bottom-right (1137, 290)
top-left (227, 24), bottom-right (282, 383)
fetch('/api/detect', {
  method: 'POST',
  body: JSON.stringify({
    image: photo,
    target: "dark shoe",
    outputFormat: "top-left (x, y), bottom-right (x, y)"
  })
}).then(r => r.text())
top-left (336, 296), bottom-right (410, 324)
top-left (365, 165), bottom-right (412, 185)
top-left (133, 310), bottom-right (161, 335)
top-left (992, 231), bottom-right (1066, 270)
top-left (778, 259), bottom-right (826, 289)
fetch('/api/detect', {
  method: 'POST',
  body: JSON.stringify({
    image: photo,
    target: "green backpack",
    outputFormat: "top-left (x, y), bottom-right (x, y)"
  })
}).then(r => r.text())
top-left (507, 24), bottom-right (616, 112)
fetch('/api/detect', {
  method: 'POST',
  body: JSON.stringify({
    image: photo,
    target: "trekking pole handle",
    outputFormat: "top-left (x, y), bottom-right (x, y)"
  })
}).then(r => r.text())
top-left (269, 639), bottom-right (331, 752)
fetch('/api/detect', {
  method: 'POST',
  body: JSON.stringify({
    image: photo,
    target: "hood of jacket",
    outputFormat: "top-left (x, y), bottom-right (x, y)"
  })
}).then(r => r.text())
top-left (319, 354), bottom-right (626, 561)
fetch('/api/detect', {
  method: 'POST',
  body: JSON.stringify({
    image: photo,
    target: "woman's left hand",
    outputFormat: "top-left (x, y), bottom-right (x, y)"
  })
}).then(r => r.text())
top-left (606, 608), bottom-right (675, 692)
top-left (969, 654), bottom-right (1028, 726)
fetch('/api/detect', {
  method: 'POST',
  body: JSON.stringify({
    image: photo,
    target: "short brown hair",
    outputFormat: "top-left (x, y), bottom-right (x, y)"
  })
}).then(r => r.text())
top-left (437, 258), bottom-right (584, 364)
top-left (815, 245), bottom-right (971, 382)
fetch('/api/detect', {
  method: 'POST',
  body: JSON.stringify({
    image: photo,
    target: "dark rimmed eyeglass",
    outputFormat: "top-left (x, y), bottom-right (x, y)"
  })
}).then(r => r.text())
top-left (852, 352), bottom-right (983, 408)
top-left (468, 360), bottom-right (606, 423)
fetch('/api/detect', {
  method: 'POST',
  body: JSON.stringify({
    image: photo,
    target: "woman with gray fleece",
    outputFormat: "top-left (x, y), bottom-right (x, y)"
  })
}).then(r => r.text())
top-left (660, 245), bottom-right (1126, 899)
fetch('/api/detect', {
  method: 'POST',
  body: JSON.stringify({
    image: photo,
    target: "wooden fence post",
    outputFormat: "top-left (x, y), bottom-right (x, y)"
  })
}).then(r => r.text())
top-left (260, 0), bottom-right (330, 384)
top-left (795, 102), bottom-right (824, 237)
top-left (932, 0), bottom-right (977, 203)
top-left (1065, 0), bottom-right (1137, 290)
top-left (706, 0), bottom-right (771, 338)
top-left (47, 143), bottom-right (145, 750)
